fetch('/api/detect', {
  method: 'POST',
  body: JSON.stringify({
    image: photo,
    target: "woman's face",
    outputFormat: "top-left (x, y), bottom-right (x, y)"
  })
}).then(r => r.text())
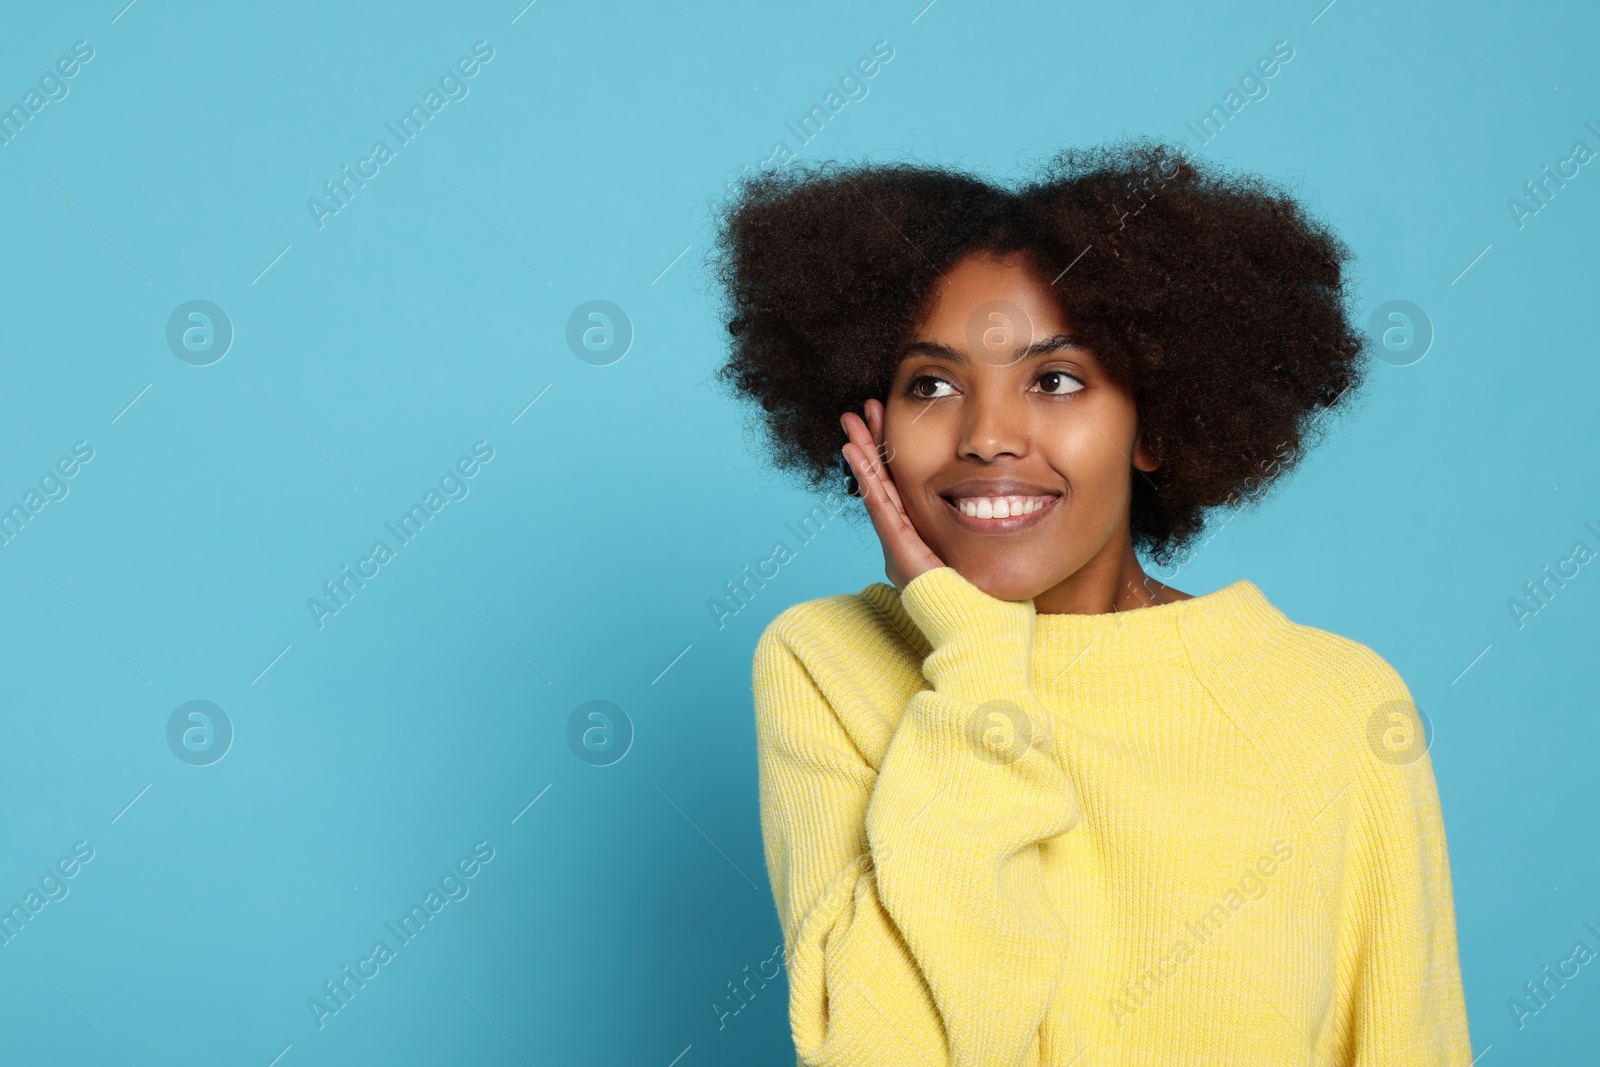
top-left (875, 251), bottom-right (1158, 603)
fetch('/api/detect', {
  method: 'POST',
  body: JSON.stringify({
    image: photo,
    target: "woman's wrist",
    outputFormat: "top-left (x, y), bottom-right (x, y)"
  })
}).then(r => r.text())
top-left (900, 566), bottom-right (1036, 699)
top-left (902, 566), bottom-right (1033, 643)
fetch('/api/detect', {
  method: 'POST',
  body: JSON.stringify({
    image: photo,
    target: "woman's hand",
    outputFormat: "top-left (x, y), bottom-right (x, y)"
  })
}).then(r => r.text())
top-left (841, 399), bottom-right (945, 592)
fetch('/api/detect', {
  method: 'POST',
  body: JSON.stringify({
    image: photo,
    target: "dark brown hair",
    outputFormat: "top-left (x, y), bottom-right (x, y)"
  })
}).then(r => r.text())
top-left (707, 137), bottom-right (1368, 566)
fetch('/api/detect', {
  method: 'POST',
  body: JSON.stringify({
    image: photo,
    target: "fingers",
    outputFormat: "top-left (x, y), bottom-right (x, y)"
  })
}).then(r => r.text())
top-left (841, 402), bottom-right (949, 588)
top-left (841, 409), bottom-right (929, 590)
top-left (842, 409), bottom-right (901, 505)
top-left (842, 439), bottom-right (897, 533)
top-left (858, 398), bottom-right (906, 508)
top-left (840, 411), bottom-right (884, 470)
top-left (841, 439), bottom-right (906, 573)
top-left (863, 398), bottom-right (885, 446)
top-left (840, 412), bottom-right (901, 521)
top-left (873, 456), bottom-right (907, 514)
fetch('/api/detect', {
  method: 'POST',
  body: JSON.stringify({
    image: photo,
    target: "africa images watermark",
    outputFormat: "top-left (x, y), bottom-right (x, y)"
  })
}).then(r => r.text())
top-left (718, 40), bottom-right (896, 214)
top-left (710, 939), bottom-right (786, 1031)
top-left (0, 841), bottom-right (96, 948)
top-left (1127, 436), bottom-right (1301, 597)
top-left (707, 489), bottom-right (850, 630)
top-left (306, 840), bottom-right (496, 1029)
top-left (307, 441), bottom-right (495, 630)
top-left (1182, 40), bottom-right (1295, 150)
top-left (0, 40), bottom-right (95, 150)
top-left (1083, 39), bottom-right (1296, 251)
top-left (1507, 515), bottom-right (1600, 631)
top-left (307, 41), bottom-right (496, 230)
top-left (1107, 839), bottom-right (1296, 1026)
top-left (711, 843), bottom-right (897, 1031)
top-left (1507, 116), bottom-right (1600, 230)
top-left (0, 440), bottom-right (95, 550)
top-left (1508, 916), bottom-right (1600, 1031)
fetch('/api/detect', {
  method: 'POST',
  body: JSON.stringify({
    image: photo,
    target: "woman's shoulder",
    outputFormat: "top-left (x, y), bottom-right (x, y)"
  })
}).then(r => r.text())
top-left (1274, 614), bottom-right (1414, 707)
top-left (1207, 596), bottom-right (1441, 846)
top-left (1198, 579), bottom-right (1413, 699)
top-left (1188, 585), bottom-right (1426, 784)
top-left (751, 583), bottom-right (928, 765)
top-left (1282, 620), bottom-right (1426, 765)
top-left (756, 580), bottom-right (928, 669)
top-left (752, 581), bottom-right (929, 714)
top-left (1249, 614), bottom-right (1447, 867)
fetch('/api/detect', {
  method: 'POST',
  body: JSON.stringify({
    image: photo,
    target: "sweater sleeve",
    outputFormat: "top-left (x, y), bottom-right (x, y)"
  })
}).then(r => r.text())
top-left (1334, 677), bottom-right (1474, 1064)
top-left (752, 566), bottom-right (1080, 1067)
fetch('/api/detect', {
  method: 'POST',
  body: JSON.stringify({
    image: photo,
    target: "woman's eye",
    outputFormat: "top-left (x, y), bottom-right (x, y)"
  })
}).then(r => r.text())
top-left (1035, 370), bottom-right (1085, 396)
top-left (908, 375), bottom-right (956, 400)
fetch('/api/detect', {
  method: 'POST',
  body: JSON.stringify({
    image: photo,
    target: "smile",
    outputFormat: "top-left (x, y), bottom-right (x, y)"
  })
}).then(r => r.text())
top-left (940, 493), bottom-right (1060, 533)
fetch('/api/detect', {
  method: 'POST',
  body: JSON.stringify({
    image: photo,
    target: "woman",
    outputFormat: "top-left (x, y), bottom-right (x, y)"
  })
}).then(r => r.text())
top-left (710, 139), bottom-right (1472, 1065)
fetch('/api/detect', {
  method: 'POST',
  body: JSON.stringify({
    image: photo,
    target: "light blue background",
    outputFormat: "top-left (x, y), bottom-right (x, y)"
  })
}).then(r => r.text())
top-left (0, 0), bottom-right (1595, 1063)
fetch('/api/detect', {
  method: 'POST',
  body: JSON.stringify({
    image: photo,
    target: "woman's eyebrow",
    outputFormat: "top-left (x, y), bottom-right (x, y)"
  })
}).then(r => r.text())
top-left (899, 333), bottom-right (1091, 366)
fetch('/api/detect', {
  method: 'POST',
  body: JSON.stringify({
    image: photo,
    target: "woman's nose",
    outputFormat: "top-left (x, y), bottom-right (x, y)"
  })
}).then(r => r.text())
top-left (959, 387), bottom-right (1028, 461)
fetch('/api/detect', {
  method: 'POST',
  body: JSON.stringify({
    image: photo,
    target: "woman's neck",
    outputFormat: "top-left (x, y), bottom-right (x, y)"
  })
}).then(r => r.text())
top-left (1032, 537), bottom-right (1191, 616)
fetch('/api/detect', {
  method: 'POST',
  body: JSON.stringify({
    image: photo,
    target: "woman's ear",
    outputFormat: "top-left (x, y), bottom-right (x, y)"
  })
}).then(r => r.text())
top-left (1132, 424), bottom-right (1161, 472)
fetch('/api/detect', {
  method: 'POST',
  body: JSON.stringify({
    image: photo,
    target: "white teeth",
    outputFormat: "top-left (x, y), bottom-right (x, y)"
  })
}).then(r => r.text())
top-left (954, 495), bottom-right (1052, 518)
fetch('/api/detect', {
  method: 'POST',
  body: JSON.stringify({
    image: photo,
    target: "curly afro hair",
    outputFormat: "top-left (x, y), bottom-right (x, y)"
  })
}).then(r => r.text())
top-left (707, 137), bottom-right (1370, 567)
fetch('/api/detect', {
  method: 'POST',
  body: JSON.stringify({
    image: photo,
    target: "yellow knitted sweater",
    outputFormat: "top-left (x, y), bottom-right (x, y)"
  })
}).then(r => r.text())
top-left (752, 565), bottom-right (1472, 1066)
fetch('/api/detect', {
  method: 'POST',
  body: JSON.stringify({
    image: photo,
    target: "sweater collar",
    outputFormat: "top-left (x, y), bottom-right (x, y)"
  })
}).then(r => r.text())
top-left (1033, 578), bottom-right (1287, 674)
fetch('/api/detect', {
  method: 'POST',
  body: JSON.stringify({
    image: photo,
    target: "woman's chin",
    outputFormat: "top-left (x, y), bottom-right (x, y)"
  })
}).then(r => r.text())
top-left (942, 558), bottom-right (1057, 604)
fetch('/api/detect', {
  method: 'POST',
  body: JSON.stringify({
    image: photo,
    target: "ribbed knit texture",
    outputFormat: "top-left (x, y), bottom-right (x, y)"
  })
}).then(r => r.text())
top-left (752, 565), bottom-right (1472, 1066)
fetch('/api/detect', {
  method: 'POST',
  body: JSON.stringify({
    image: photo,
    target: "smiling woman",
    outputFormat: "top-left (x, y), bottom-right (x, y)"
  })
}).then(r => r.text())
top-left (864, 251), bottom-right (1172, 610)
top-left (709, 139), bottom-right (1474, 1066)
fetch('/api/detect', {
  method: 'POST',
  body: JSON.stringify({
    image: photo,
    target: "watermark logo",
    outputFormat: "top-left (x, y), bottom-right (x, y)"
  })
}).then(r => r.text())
top-left (1364, 698), bottom-right (1432, 766)
top-left (1509, 919), bottom-right (1600, 1030)
top-left (566, 300), bottom-right (633, 366)
top-left (166, 699), bottom-right (234, 766)
top-left (566, 699), bottom-right (633, 766)
top-left (965, 299), bottom-right (1035, 366)
top-left (1365, 299), bottom-right (1433, 367)
top-left (710, 941), bottom-right (786, 1030)
top-left (166, 300), bottom-right (233, 366)
top-left (716, 40), bottom-right (896, 209)
top-left (965, 699), bottom-right (1035, 764)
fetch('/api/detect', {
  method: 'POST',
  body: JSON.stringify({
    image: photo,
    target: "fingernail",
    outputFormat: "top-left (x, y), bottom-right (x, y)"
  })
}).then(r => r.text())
top-left (839, 414), bottom-right (848, 432)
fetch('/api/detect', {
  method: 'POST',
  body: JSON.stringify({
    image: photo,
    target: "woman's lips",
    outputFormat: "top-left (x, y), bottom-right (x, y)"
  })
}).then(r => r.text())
top-left (939, 493), bottom-right (1061, 534)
